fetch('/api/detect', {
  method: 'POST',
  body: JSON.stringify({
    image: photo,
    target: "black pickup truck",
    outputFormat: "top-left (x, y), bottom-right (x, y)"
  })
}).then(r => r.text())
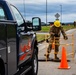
top-left (0, 0), bottom-right (41, 75)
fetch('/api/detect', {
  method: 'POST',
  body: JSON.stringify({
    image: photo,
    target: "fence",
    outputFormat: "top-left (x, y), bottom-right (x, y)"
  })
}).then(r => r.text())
top-left (44, 34), bottom-right (75, 61)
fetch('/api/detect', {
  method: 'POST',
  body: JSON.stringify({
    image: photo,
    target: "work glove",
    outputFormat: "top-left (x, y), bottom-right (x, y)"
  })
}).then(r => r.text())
top-left (46, 39), bottom-right (49, 43)
top-left (64, 35), bottom-right (68, 40)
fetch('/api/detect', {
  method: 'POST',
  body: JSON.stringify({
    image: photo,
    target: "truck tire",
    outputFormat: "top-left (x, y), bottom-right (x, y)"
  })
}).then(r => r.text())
top-left (27, 52), bottom-right (38, 75)
top-left (0, 59), bottom-right (5, 75)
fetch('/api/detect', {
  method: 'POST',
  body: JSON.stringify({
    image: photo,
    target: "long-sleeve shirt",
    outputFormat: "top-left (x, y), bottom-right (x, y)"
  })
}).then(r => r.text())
top-left (49, 25), bottom-right (67, 38)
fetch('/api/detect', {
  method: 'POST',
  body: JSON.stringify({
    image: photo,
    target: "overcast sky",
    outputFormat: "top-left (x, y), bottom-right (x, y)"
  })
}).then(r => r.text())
top-left (6, 0), bottom-right (76, 23)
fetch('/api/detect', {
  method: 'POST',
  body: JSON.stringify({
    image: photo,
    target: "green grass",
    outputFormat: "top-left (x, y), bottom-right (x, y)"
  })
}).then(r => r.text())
top-left (62, 25), bottom-right (75, 31)
top-left (37, 25), bottom-right (76, 42)
top-left (41, 26), bottom-right (50, 32)
top-left (37, 34), bottom-right (45, 42)
top-left (41, 25), bottom-right (76, 32)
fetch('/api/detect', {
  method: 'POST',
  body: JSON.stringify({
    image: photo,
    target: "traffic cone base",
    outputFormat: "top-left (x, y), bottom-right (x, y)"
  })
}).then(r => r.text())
top-left (58, 66), bottom-right (70, 69)
top-left (58, 47), bottom-right (70, 69)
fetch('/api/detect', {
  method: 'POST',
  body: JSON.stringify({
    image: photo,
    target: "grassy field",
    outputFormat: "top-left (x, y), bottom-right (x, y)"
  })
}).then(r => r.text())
top-left (37, 25), bottom-right (76, 42)
top-left (37, 34), bottom-right (45, 42)
top-left (41, 25), bottom-right (75, 32)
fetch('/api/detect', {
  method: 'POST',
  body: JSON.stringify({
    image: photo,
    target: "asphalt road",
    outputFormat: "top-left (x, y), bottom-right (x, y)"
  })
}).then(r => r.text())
top-left (38, 29), bottom-right (76, 75)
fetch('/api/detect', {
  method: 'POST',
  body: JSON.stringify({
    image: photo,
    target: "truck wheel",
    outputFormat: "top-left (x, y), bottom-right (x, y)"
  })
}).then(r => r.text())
top-left (33, 53), bottom-right (38, 75)
top-left (0, 59), bottom-right (5, 75)
top-left (27, 52), bottom-right (38, 75)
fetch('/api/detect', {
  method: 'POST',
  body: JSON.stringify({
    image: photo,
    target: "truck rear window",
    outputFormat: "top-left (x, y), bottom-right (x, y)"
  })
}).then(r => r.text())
top-left (0, 6), bottom-right (7, 20)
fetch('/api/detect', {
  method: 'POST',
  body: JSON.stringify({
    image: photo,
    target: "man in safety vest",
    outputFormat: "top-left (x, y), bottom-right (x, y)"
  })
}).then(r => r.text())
top-left (44, 20), bottom-right (68, 60)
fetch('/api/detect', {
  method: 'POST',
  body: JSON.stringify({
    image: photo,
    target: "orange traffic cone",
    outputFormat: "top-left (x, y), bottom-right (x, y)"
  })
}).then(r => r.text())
top-left (58, 47), bottom-right (70, 69)
top-left (52, 43), bottom-right (55, 49)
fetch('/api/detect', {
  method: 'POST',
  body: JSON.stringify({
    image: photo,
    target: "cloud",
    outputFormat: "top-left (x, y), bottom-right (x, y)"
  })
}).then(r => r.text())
top-left (24, 13), bottom-right (76, 23)
top-left (5, 0), bottom-right (76, 23)
top-left (6, 0), bottom-right (76, 4)
top-left (62, 14), bottom-right (76, 22)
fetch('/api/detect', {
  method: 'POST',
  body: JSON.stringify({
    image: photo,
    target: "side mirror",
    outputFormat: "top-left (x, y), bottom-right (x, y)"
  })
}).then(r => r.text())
top-left (32, 17), bottom-right (41, 31)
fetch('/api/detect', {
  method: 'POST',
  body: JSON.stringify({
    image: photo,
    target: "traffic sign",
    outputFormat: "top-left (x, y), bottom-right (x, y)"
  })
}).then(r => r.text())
top-left (55, 13), bottom-right (60, 19)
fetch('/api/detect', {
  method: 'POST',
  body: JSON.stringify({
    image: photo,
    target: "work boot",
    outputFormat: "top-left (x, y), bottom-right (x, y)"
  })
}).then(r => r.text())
top-left (44, 53), bottom-right (49, 59)
top-left (55, 54), bottom-right (59, 60)
top-left (55, 56), bottom-right (59, 60)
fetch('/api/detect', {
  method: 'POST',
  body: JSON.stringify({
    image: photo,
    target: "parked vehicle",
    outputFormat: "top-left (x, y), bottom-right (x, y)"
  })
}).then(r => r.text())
top-left (0, 0), bottom-right (41, 75)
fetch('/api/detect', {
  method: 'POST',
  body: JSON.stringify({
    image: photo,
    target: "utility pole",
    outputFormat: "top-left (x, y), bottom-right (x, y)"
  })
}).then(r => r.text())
top-left (60, 5), bottom-right (62, 23)
top-left (46, 0), bottom-right (47, 26)
top-left (23, 0), bottom-right (25, 17)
